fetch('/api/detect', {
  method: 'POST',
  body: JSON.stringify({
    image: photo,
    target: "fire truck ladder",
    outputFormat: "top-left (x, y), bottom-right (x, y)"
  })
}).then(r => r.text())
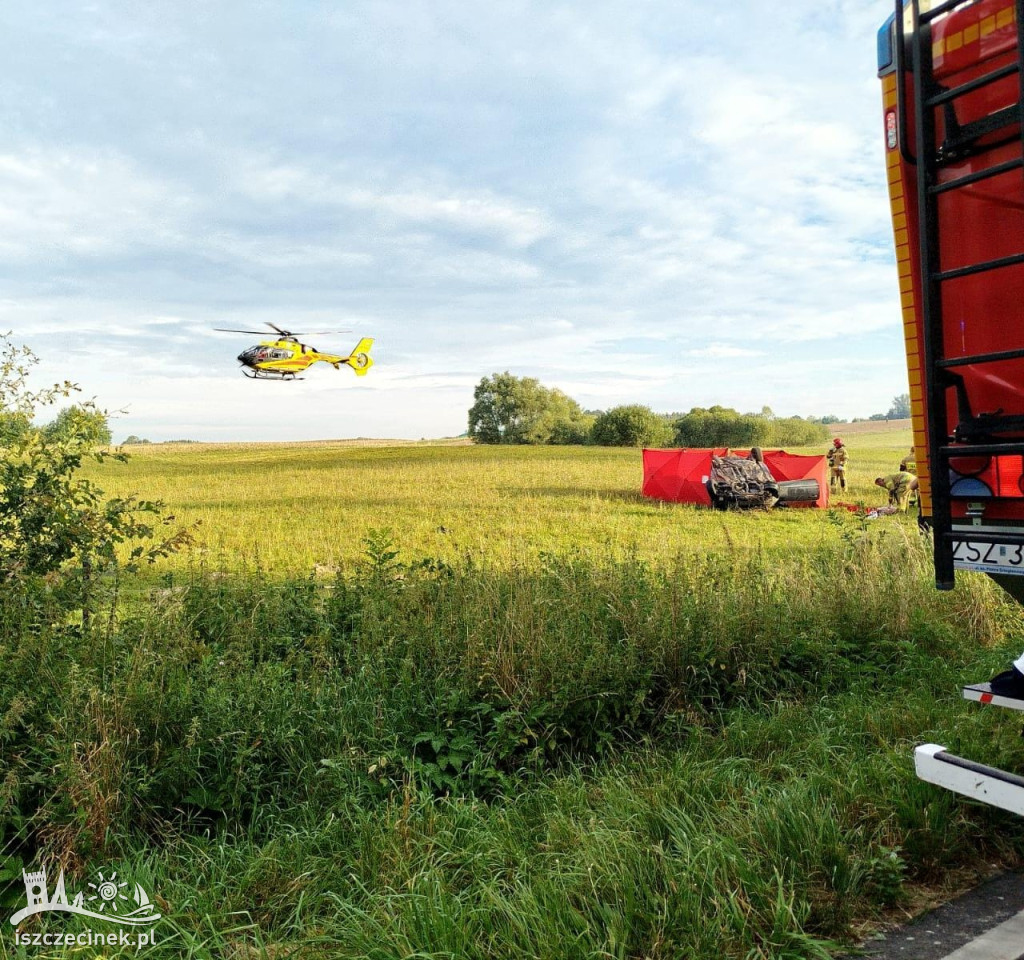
top-left (903, 0), bottom-right (1024, 815)
top-left (904, 0), bottom-right (1024, 589)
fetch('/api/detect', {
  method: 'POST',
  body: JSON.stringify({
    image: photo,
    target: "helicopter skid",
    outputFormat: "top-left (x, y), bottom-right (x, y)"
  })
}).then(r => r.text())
top-left (242, 368), bottom-right (304, 381)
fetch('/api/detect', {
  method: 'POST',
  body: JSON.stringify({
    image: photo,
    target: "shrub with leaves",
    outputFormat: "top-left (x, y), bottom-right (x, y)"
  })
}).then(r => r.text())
top-left (0, 337), bottom-right (189, 629)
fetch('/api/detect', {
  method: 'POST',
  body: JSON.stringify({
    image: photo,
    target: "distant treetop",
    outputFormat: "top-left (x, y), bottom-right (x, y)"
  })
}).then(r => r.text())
top-left (465, 373), bottom-right (834, 448)
top-left (468, 372), bottom-right (593, 445)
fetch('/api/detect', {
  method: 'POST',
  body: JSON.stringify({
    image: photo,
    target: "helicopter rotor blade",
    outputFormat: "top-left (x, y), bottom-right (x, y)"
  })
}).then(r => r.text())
top-left (214, 328), bottom-right (274, 335)
top-left (214, 325), bottom-right (354, 337)
top-left (265, 323), bottom-right (352, 336)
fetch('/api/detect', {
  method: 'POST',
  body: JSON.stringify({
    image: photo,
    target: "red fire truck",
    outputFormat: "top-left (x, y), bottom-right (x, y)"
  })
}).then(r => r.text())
top-left (878, 0), bottom-right (1024, 813)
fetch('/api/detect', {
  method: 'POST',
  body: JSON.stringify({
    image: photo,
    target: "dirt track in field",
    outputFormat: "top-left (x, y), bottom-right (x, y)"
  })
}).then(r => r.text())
top-left (836, 418), bottom-right (912, 435)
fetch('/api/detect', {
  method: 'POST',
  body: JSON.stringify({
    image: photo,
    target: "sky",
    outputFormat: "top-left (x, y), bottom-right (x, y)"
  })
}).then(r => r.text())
top-left (1, 1), bottom-right (906, 442)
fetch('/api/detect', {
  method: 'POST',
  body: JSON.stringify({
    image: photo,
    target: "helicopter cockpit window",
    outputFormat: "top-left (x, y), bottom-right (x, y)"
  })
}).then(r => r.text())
top-left (251, 347), bottom-right (292, 361)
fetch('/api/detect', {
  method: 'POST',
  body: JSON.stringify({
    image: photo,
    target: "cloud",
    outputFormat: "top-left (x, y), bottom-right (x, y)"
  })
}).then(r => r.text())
top-left (687, 344), bottom-right (764, 359)
top-left (1, 0), bottom-right (907, 438)
top-left (0, 148), bottom-right (193, 262)
top-left (348, 187), bottom-right (551, 248)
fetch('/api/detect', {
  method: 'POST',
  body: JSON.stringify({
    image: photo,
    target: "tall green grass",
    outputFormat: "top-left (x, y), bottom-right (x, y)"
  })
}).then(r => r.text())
top-left (3, 520), bottom-right (1023, 958)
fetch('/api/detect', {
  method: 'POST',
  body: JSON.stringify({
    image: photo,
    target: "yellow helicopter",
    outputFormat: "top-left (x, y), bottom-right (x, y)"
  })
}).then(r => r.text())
top-left (215, 323), bottom-right (374, 380)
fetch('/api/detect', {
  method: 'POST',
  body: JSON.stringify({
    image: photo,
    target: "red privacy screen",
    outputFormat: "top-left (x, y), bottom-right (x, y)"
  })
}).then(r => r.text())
top-left (641, 449), bottom-right (829, 509)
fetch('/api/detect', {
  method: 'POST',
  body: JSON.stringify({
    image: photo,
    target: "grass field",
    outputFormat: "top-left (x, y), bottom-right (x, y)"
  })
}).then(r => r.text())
top-left (6, 426), bottom-right (1024, 959)
top-left (84, 429), bottom-right (918, 573)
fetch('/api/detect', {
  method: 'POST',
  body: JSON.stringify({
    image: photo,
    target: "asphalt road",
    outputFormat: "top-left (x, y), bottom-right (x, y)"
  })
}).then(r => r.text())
top-left (849, 873), bottom-right (1024, 960)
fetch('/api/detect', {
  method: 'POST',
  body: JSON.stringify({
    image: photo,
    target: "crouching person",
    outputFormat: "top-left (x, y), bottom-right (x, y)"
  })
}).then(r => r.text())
top-left (874, 470), bottom-right (919, 513)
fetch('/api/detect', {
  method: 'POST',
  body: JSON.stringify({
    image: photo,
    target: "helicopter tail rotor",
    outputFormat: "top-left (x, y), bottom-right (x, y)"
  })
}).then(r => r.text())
top-left (343, 338), bottom-right (374, 376)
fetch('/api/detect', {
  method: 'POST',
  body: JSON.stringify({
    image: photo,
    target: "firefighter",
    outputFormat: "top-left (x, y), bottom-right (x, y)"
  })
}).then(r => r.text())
top-left (899, 447), bottom-right (919, 507)
top-left (827, 437), bottom-right (848, 491)
top-left (874, 470), bottom-right (919, 513)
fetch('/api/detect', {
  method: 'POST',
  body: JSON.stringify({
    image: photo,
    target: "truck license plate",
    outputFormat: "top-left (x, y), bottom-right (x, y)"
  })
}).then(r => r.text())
top-left (953, 540), bottom-right (1024, 576)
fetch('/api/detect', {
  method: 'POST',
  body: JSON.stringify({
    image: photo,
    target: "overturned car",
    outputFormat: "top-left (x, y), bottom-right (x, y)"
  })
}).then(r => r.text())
top-left (707, 449), bottom-right (821, 510)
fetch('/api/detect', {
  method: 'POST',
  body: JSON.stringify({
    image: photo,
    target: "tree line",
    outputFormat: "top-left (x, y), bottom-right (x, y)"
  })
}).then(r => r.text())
top-left (467, 373), bottom-right (907, 448)
top-left (0, 410), bottom-right (192, 447)
top-left (0, 404), bottom-right (112, 445)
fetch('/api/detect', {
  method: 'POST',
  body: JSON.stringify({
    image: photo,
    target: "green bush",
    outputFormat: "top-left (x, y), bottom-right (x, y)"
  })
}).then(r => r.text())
top-left (42, 406), bottom-right (113, 446)
top-left (673, 406), bottom-right (828, 448)
top-left (0, 338), bottom-right (187, 633)
top-left (591, 404), bottom-right (673, 446)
